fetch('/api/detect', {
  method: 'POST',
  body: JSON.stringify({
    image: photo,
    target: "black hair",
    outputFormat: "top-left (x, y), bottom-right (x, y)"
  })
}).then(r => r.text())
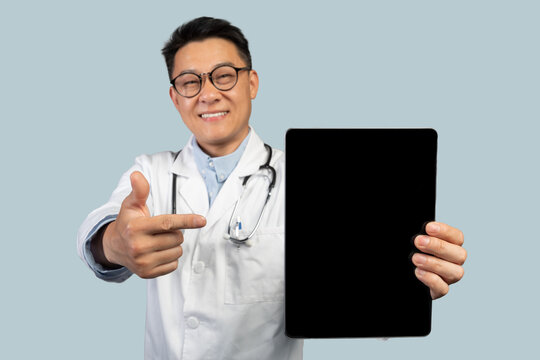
top-left (161, 17), bottom-right (252, 80)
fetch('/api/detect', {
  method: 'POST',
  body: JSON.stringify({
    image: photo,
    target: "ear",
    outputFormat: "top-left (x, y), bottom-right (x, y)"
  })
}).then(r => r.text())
top-left (169, 86), bottom-right (182, 111)
top-left (248, 69), bottom-right (259, 100)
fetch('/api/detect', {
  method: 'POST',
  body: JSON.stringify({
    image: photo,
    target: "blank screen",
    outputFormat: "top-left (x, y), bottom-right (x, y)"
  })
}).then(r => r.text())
top-left (285, 128), bottom-right (437, 338)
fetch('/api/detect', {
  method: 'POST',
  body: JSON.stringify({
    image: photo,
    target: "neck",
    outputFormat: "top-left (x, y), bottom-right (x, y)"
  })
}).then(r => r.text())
top-left (197, 128), bottom-right (250, 157)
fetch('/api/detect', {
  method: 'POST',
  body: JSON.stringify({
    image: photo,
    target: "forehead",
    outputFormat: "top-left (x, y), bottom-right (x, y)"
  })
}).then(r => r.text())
top-left (173, 37), bottom-right (245, 74)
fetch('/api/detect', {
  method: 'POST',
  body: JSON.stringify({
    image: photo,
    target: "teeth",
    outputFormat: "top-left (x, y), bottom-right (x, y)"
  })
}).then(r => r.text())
top-left (201, 111), bottom-right (227, 119)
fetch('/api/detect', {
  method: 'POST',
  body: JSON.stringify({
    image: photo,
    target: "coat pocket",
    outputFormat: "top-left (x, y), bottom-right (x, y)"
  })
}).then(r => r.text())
top-left (225, 227), bottom-right (285, 304)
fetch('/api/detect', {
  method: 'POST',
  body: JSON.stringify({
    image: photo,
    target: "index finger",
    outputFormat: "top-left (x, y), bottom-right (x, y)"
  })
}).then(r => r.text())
top-left (425, 222), bottom-right (464, 246)
top-left (141, 214), bottom-right (207, 234)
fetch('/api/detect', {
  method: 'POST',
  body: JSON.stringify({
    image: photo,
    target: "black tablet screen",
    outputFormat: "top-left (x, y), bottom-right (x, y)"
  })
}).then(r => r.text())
top-left (285, 128), bottom-right (437, 338)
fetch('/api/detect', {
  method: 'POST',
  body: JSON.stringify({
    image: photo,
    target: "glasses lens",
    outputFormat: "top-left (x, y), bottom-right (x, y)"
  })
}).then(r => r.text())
top-left (175, 74), bottom-right (200, 97)
top-left (212, 66), bottom-right (238, 91)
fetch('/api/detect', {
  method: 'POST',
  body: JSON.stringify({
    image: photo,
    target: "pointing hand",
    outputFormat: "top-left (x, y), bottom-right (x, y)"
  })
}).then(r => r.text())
top-left (102, 171), bottom-right (206, 278)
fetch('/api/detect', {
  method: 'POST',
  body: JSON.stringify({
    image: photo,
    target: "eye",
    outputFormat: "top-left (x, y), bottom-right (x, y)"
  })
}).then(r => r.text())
top-left (217, 73), bottom-right (233, 79)
top-left (182, 80), bottom-right (199, 86)
top-left (213, 71), bottom-right (235, 86)
top-left (177, 75), bottom-right (200, 88)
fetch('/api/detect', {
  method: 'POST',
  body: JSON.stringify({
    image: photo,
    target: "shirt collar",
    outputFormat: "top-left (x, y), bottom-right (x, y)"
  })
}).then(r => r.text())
top-left (191, 130), bottom-right (252, 183)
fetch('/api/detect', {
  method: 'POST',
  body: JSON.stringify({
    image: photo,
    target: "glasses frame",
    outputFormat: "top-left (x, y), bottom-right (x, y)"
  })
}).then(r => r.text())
top-left (170, 64), bottom-right (251, 98)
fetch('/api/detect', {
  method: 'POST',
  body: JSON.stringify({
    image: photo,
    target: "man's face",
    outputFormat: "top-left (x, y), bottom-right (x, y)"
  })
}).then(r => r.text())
top-left (169, 37), bottom-right (259, 157)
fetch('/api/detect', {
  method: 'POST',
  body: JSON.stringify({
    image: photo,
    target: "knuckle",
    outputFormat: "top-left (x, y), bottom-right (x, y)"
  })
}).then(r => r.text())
top-left (455, 266), bottom-right (465, 281)
top-left (138, 270), bottom-right (152, 279)
top-left (127, 240), bottom-right (143, 258)
top-left (434, 238), bottom-right (446, 253)
top-left (123, 222), bottom-right (136, 238)
top-left (134, 261), bottom-right (156, 279)
top-left (160, 216), bottom-right (174, 232)
top-left (431, 278), bottom-right (449, 299)
top-left (156, 262), bottom-right (178, 278)
top-left (176, 231), bottom-right (184, 245)
top-left (422, 271), bottom-right (449, 299)
top-left (133, 257), bottom-right (149, 271)
top-left (457, 248), bottom-right (468, 265)
top-left (440, 284), bottom-right (449, 297)
top-left (429, 257), bottom-right (443, 274)
top-left (457, 230), bottom-right (465, 245)
top-left (123, 218), bottom-right (145, 239)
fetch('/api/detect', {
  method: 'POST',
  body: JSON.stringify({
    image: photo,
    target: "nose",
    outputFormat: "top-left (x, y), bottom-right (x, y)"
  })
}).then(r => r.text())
top-left (198, 74), bottom-right (221, 103)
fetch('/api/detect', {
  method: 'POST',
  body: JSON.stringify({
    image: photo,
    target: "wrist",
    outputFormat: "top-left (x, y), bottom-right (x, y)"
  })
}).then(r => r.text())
top-left (91, 222), bottom-right (122, 270)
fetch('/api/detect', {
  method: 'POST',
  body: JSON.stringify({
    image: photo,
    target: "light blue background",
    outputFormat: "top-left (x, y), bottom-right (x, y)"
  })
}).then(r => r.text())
top-left (1, 0), bottom-right (538, 358)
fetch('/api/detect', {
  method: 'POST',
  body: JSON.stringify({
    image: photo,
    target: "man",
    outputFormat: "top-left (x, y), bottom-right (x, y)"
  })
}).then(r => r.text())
top-left (77, 17), bottom-right (467, 359)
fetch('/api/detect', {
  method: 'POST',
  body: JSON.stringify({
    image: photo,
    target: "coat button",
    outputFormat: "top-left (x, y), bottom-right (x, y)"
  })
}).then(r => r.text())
top-left (193, 261), bottom-right (205, 274)
top-left (187, 316), bottom-right (199, 329)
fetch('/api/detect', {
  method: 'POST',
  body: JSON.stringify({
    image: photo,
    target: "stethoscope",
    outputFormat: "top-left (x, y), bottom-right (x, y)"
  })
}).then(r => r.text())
top-left (171, 144), bottom-right (276, 247)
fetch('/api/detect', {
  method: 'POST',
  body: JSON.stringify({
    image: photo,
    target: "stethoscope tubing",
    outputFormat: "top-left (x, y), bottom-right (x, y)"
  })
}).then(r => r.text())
top-left (170, 144), bottom-right (275, 246)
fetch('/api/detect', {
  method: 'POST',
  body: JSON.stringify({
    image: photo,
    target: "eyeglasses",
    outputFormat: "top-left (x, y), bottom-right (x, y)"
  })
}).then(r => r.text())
top-left (170, 64), bottom-right (251, 98)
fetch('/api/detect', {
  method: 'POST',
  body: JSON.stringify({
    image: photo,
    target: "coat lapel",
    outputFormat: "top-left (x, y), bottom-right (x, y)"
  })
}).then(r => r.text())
top-left (170, 136), bottom-right (209, 217)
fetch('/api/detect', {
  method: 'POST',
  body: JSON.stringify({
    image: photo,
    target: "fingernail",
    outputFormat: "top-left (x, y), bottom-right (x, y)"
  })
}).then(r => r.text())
top-left (417, 235), bottom-right (430, 247)
top-left (426, 222), bottom-right (440, 233)
top-left (196, 216), bottom-right (206, 226)
top-left (415, 268), bottom-right (426, 277)
top-left (414, 253), bottom-right (427, 264)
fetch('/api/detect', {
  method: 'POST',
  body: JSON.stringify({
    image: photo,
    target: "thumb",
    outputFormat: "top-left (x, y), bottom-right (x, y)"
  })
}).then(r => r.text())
top-left (124, 171), bottom-right (150, 211)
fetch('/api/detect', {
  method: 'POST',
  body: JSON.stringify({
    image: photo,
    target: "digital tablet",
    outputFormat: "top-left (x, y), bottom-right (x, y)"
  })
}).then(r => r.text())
top-left (285, 128), bottom-right (437, 338)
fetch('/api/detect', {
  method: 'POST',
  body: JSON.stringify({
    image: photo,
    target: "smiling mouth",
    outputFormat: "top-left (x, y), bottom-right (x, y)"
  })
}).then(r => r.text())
top-left (200, 111), bottom-right (229, 119)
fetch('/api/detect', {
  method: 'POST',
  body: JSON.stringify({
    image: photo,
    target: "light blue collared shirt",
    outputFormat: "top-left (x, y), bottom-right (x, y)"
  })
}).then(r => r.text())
top-left (192, 131), bottom-right (251, 207)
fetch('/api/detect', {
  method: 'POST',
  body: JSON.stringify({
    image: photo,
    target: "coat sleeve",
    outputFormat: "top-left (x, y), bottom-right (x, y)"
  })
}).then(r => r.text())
top-left (76, 154), bottom-right (156, 283)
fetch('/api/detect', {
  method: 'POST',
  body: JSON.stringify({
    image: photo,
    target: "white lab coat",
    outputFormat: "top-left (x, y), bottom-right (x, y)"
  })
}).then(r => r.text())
top-left (77, 129), bottom-right (303, 359)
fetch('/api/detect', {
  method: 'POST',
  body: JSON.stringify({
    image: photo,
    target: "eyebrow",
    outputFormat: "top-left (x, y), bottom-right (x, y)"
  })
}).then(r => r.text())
top-left (178, 61), bottom-right (238, 76)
